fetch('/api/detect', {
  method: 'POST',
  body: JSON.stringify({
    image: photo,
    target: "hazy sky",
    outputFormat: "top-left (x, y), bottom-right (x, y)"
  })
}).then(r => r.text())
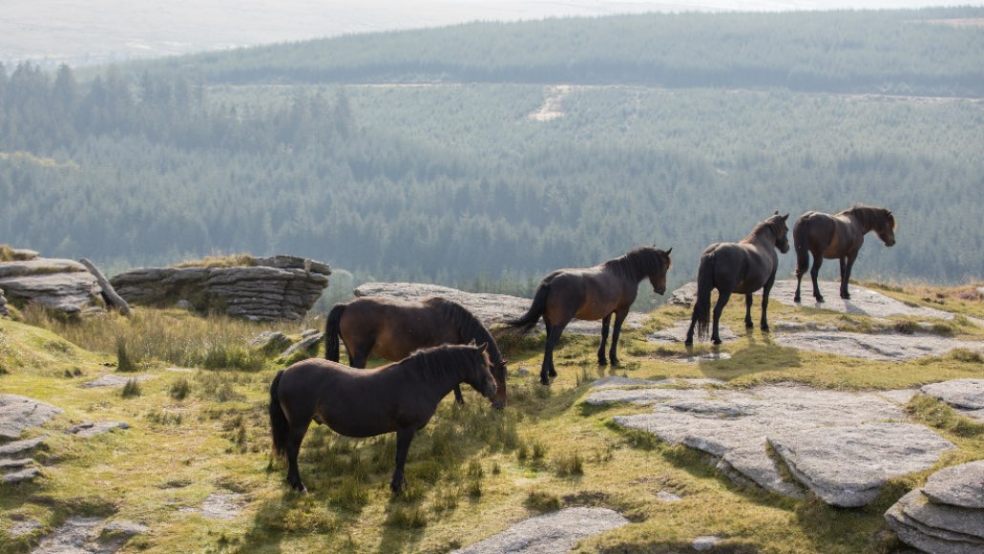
top-left (3, 1), bottom-right (983, 66)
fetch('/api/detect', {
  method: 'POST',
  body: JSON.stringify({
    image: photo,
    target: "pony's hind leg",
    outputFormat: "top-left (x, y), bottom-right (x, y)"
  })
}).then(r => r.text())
top-left (761, 275), bottom-right (776, 332)
top-left (810, 252), bottom-right (825, 303)
top-left (712, 289), bottom-right (732, 345)
top-left (390, 428), bottom-right (416, 494)
top-left (541, 322), bottom-right (567, 384)
top-left (744, 294), bottom-right (754, 329)
top-left (597, 314), bottom-right (612, 366)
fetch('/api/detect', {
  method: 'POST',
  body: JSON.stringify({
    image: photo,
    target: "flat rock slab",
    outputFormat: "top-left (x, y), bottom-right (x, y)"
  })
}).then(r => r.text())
top-left (590, 376), bottom-right (724, 389)
top-left (648, 320), bottom-right (736, 344)
top-left (68, 421), bottom-right (130, 438)
top-left (774, 331), bottom-right (984, 361)
top-left (81, 374), bottom-right (153, 389)
top-left (669, 281), bottom-right (958, 320)
top-left (452, 507), bottom-right (629, 553)
top-left (180, 492), bottom-right (246, 520)
top-left (922, 460), bottom-right (984, 509)
top-left (768, 423), bottom-right (953, 507)
top-left (32, 515), bottom-right (147, 554)
top-left (8, 518), bottom-right (42, 537)
top-left (2, 466), bottom-right (40, 484)
top-left (692, 536), bottom-right (722, 551)
top-left (922, 380), bottom-right (984, 411)
top-left (587, 383), bottom-right (951, 505)
top-left (885, 490), bottom-right (984, 554)
top-left (0, 394), bottom-right (63, 440)
top-left (354, 282), bottom-right (647, 335)
top-left (0, 436), bottom-right (46, 456)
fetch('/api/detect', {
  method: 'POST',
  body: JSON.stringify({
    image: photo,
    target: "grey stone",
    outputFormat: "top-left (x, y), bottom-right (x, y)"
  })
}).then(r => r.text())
top-left (248, 331), bottom-right (292, 353)
top-left (67, 421), bottom-right (130, 438)
top-left (0, 394), bottom-right (63, 440)
top-left (354, 282), bottom-right (647, 335)
top-left (588, 383), bottom-right (950, 505)
top-left (771, 279), bottom-right (957, 320)
top-left (898, 489), bottom-right (984, 539)
top-left (2, 466), bottom-right (40, 484)
top-left (0, 258), bottom-right (88, 279)
top-left (656, 491), bottom-right (682, 502)
top-left (923, 461), bottom-right (984, 509)
top-left (922, 380), bottom-right (984, 410)
top-left (180, 492), bottom-right (246, 520)
top-left (0, 436), bottom-right (46, 456)
top-left (279, 332), bottom-right (323, 360)
top-left (451, 507), bottom-right (629, 553)
top-left (647, 320), bottom-right (736, 344)
top-left (81, 374), bottom-right (153, 389)
top-left (0, 457), bottom-right (33, 470)
top-left (101, 519), bottom-right (150, 538)
top-left (32, 516), bottom-right (103, 554)
top-left (775, 331), bottom-right (983, 361)
top-left (0, 268), bottom-right (103, 316)
top-left (768, 423), bottom-right (953, 507)
top-left (8, 518), bottom-right (42, 537)
top-left (111, 255), bottom-right (330, 321)
top-left (692, 536), bottom-right (722, 551)
top-left (885, 491), bottom-right (984, 554)
top-left (668, 282), bottom-right (697, 307)
top-left (0, 287), bottom-right (8, 317)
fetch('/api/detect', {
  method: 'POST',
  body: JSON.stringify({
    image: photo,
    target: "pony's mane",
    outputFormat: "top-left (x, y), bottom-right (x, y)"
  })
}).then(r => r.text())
top-left (843, 205), bottom-right (895, 231)
top-left (747, 216), bottom-right (785, 241)
top-left (428, 298), bottom-right (504, 367)
top-left (605, 247), bottom-right (669, 280)
top-left (399, 344), bottom-right (484, 382)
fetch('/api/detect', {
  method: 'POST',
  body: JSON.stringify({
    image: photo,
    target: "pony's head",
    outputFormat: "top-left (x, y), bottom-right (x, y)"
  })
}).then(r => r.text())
top-left (627, 246), bottom-right (673, 295)
top-left (768, 211), bottom-right (791, 253)
top-left (464, 342), bottom-right (499, 406)
top-left (876, 210), bottom-right (896, 247)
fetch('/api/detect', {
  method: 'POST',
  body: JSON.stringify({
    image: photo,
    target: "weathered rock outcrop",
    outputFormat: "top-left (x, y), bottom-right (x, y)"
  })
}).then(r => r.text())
top-left (0, 394), bottom-right (62, 441)
top-left (353, 282), bottom-right (647, 334)
top-left (0, 286), bottom-right (7, 316)
top-left (921, 379), bottom-right (984, 422)
top-left (586, 382), bottom-right (952, 506)
top-left (0, 258), bottom-right (104, 316)
top-left (885, 461), bottom-right (984, 554)
top-left (111, 255), bottom-right (330, 321)
top-left (452, 507), bottom-right (629, 553)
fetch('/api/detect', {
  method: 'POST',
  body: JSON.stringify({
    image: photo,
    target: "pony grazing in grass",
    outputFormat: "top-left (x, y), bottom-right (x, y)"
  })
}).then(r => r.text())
top-left (793, 205), bottom-right (896, 303)
top-left (269, 343), bottom-right (498, 494)
top-left (685, 212), bottom-right (790, 346)
top-left (324, 296), bottom-right (508, 408)
top-left (506, 246), bottom-right (672, 385)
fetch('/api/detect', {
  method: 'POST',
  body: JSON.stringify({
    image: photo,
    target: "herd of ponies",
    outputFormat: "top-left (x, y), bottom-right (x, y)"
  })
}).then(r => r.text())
top-left (269, 205), bottom-right (897, 494)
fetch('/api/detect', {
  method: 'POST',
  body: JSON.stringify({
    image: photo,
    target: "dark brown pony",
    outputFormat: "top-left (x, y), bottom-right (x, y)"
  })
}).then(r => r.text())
top-left (685, 212), bottom-right (790, 346)
top-left (793, 206), bottom-right (896, 303)
top-left (269, 343), bottom-right (497, 494)
top-left (324, 296), bottom-right (507, 408)
top-left (507, 246), bottom-right (672, 385)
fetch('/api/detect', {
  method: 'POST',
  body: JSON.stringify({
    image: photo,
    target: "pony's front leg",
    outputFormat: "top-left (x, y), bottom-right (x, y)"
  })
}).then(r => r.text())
top-left (390, 428), bottom-right (416, 494)
top-left (452, 385), bottom-right (465, 405)
top-left (744, 294), bottom-right (754, 329)
top-left (609, 309), bottom-right (629, 366)
top-left (597, 314), bottom-right (612, 366)
top-left (840, 253), bottom-right (857, 299)
top-left (810, 254), bottom-right (824, 303)
top-left (712, 290), bottom-right (732, 345)
top-left (541, 322), bottom-right (565, 384)
top-left (761, 275), bottom-right (776, 332)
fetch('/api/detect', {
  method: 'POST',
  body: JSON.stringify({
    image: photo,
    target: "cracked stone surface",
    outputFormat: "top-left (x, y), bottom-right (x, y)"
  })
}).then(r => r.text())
top-left (67, 421), bottom-right (130, 438)
top-left (668, 280), bottom-right (962, 320)
top-left (81, 374), bottom-right (153, 389)
top-left (774, 331), bottom-right (984, 361)
top-left (180, 491), bottom-right (246, 520)
top-left (586, 383), bottom-right (952, 505)
top-left (921, 380), bottom-right (984, 423)
top-left (0, 436), bottom-right (46, 456)
top-left (8, 518), bottom-right (42, 537)
top-left (648, 320), bottom-right (736, 344)
top-left (0, 394), bottom-right (62, 440)
top-left (31, 515), bottom-right (147, 554)
top-left (452, 507), bottom-right (629, 554)
top-left (354, 281), bottom-right (647, 335)
top-left (922, 460), bottom-right (984, 510)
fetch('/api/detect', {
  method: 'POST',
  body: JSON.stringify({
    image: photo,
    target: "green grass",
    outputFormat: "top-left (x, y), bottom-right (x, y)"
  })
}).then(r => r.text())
top-left (0, 282), bottom-right (982, 553)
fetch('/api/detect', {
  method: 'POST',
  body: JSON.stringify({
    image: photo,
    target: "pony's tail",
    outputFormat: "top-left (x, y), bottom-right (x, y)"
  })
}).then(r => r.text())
top-left (269, 370), bottom-right (289, 459)
top-left (693, 252), bottom-right (716, 341)
top-left (324, 303), bottom-right (346, 362)
top-left (506, 282), bottom-right (550, 335)
top-left (793, 218), bottom-right (810, 278)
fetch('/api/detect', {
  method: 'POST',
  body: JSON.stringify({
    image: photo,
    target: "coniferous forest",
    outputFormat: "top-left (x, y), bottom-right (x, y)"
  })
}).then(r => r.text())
top-left (1, 8), bottom-right (983, 298)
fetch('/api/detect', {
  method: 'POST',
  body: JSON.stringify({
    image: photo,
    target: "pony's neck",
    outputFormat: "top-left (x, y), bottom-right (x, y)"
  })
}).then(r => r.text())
top-left (614, 253), bottom-right (648, 283)
top-left (847, 207), bottom-right (878, 233)
top-left (745, 224), bottom-right (776, 247)
top-left (405, 350), bottom-right (473, 403)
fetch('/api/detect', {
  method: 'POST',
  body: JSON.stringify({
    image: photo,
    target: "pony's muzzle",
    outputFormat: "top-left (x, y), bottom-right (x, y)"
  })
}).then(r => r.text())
top-left (654, 286), bottom-right (666, 295)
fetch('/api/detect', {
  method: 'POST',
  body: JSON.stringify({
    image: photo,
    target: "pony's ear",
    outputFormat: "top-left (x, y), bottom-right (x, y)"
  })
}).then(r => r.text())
top-left (782, 213), bottom-right (789, 221)
top-left (665, 247), bottom-right (672, 256)
top-left (774, 209), bottom-right (779, 215)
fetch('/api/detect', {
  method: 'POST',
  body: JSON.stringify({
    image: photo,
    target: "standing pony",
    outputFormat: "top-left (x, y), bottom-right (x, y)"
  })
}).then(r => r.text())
top-left (793, 206), bottom-right (896, 303)
top-left (685, 212), bottom-right (790, 346)
top-left (269, 343), bottom-right (498, 494)
top-left (324, 297), bottom-right (508, 408)
top-left (507, 246), bottom-right (672, 385)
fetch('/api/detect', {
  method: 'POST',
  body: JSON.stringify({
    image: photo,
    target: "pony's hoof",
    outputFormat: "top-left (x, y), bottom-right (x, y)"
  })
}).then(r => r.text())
top-left (793, 295), bottom-right (801, 303)
top-left (684, 339), bottom-right (694, 348)
top-left (712, 338), bottom-right (723, 346)
top-left (539, 377), bottom-right (551, 386)
top-left (760, 325), bottom-right (770, 333)
top-left (815, 296), bottom-right (825, 303)
top-left (597, 357), bottom-right (608, 366)
top-left (744, 320), bottom-right (754, 330)
top-left (548, 370), bottom-right (558, 378)
top-left (610, 358), bottom-right (620, 367)
top-left (841, 293), bottom-right (851, 300)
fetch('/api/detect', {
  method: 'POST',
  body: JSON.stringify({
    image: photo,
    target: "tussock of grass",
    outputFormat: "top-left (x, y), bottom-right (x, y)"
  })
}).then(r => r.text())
top-left (525, 490), bottom-right (561, 512)
top-left (906, 394), bottom-right (984, 438)
top-left (552, 451), bottom-right (584, 477)
top-left (173, 253), bottom-right (257, 268)
top-left (115, 336), bottom-right (137, 372)
top-left (121, 378), bottom-right (142, 398)
top-left (169, 377), bottom-right (191, 400)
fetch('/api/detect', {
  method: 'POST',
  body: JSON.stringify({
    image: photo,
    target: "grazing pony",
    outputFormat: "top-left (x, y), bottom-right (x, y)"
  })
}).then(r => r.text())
top-left (507, 246), bottom-right (672, 385)
top-left (269, 343), bottom-right (497, 494)
top-left (685, 212), bottom-right (790, 346)
top-left (793, 206), bottom-right (896, 303)
top-left (324, 296), bottom-right (507, 408)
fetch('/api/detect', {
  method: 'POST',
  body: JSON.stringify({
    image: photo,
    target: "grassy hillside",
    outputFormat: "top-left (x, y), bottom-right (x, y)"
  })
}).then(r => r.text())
top-left (2, 282), bottom-right (982, 552)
